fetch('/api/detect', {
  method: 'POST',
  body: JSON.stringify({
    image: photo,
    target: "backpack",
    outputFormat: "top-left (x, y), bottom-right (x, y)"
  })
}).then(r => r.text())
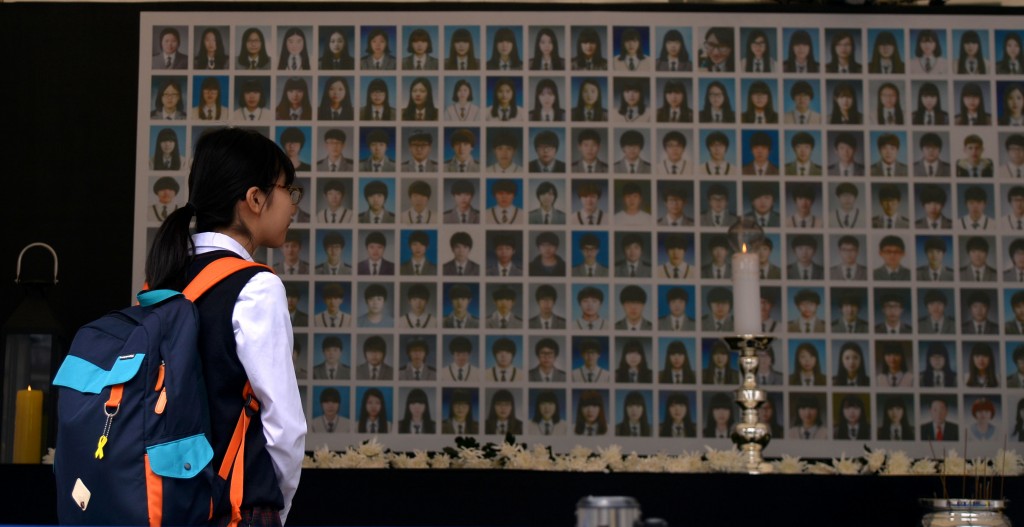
top-left (53, 258), bottom-right (269, 526)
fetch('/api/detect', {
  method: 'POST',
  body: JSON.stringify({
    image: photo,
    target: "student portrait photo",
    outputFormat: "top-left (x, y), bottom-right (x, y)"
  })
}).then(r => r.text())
top-left (529, 26), bottom-right (566, 71)
top-left (442, 336), bottom-right (480, 382)
top-left (959, 235), bottom-right (997, 282)
top-left (571, 128), bottom-right (609, 173)
top-left (442, 283), bottom-right (479, 329)
top-left (875, 290), bottom-right (913, 335)
top-left (658, 338), bottom-right (696, 384)
top-left (398, 337), bottom-right (437, 381)
top-left (310, 387), bottom-right (350, 434)
top-left (356, 283), bottom-right (394, 328)
top-left (965, 396), bottom-right (1001, 442)
top-left (611, 77), bottom-right (651, 123)
top-left (913, 132), bottom-right (951, 178)
top-left (313, 281), bottom-right (351, 328)
top-left (877, 394), bottom-right (915, 441)
top-left (528, 284), bottom-right (568, 330)
top-left (657, 181), bottom-right (693, 226)
top-left (740, 28), bottom-right (777, 73)
top-left (485, 337), bottom-right (523, 383)
top-left (876, 340), bottom-right (913, 387)
top-left (917, 288), bottom-right (956, 335)
top-left (787, 233), bottom-right (824, 280)
top-left (782, 28), bottom-right (819, 73)
top-left (698, 80), bottom-right (736, 124)
top-left (318, 26), bottom-right (355, 70)
top-left (571, 26), bottom-right (608, 71)
top-left (1003, 134), bottom-right (1024, 178)
top-left (446, 77), bottom-right (481, 122)
top-left (911, 82), bottom-right (949, 126)
top-left (573, 389), bottom-right (610, 436)
top-left (704, 392), bottom-right (736, 439)
top-left (359, 77), bottom-right (396, 121)
top-left (867, 29), bottom-right (905, 74)
top-left (148, 175), bottom-right (182, 222)
top-left (358, 179), bottom-right (396, 224)
top-left (614, 232), bottom-right (651, 278)
top-left (397, 388), bottom-right (436, 435)
top-left (825, 29), bottom-right (862, 73)
top-left (573, 286), bottom-right (609, 331)
top-left (871, 184), bottom-right (910, 229)
top-left (401, 76), bottom-right (439, 121)
top-left (571, 337), bottom-right (610, 382)
top-left (656, 232), bottom-right (694, 280)
top-left (528, 180), bottom-right (566, 225)
top-left (789, 340), bottom-right (826, 386)
top-left (998, 82), bottom-right (1024, 126)
top-left (787, 182), bottom-right (822, 229)
top-left (403, 27), bottom-right (439, 70)
top-left (527, 231), bottom-right (567, 277)
top-left (528, 129), bottom-right (567, 173)
top-left (486, 128), bottom-right (523, 173)
top-left (830, 288), bottom-right (869, 333)
top-left (445, 27), bottom-right (480, 71)
top-left (964, 342), bottom-right (999, 388)
top-left (833, 341), bottom-right (870, 387)
top-left (356, 335), bottom-right (394, 381)
top-left (398, 283), bottom-right (436, 329)
top-left (571, 78), bottom-right (608, 122)
top-left (152, 26), bottom-right (189, 70)
top-left (315, 130), bottom-right (355, 177)
top-left (485, 77), bottom-right (525, 122)
top-left (400, 129), bottom-right (438, 173)
top-left (654, 27), bottom-right (692, 72)
top-left (484, 178), bottom-right (524, 225)
top-left (919, 341), bottom-right (957, 387)
top-left (356, 230), bottom-right (395, 276)
top-left (570, 180), bottom-right (608, 226)
top-left (441, 231), bottom-right (480, 276)
top-left (361, 26), bottom-right (397, 70)
top-left (742, 182), bottom-right (779, 228)
top-left (954, 81), bottom-right (992, 126)
top-left (312, 229), bottom-right (350, 275)
top-left (703, 338), bottom-right (739, 384)
top-left (698, 26), bottom-right (735, 72)
top-left (312, 335), bottom-right (350, 381)
top-left (612, 26), bottom-right (651, 72)
top-left (910, 29), bottom-right (946, 74)
top-left (399, 180), bottom-right (437, 225)
top-left (485, 231), bottom-right (523, 276)
top-left (441, 387), bottom-right (479, 434)
top-left (571, 232), bottom-right (609, 278)
top-left (359, 127), bottom-right (396, 172)
top-left (655, 79), bottom-right (693, 124)
top-left (151, 76), bottom-right (187, 120)
top-left (614, 390), bottom-right (653, 437)
top-left (833, 394), bottom-right (871, 440)
top-left (781, 80), bottom-right (820, 126)
top-left (788, 393), bottom-right (828, 440)
top-left (527, 390), bottom-right (567, 436)
top-left (442, 179), bottom-right (480, 225)
top-left (233, 26), bottom-right (274, 71)
top-left (486, 26), bottom-right (524, 71)
top-left (284, 282), bottom-right (309, 328)
top-left (615, 286), bottom-right (653, 331)
top-left (528, 337), bottom-right (567, 381)
top-left (528, 78), bottom-right (566, 122)
top-left (485, 284), bottom-right (524, 329)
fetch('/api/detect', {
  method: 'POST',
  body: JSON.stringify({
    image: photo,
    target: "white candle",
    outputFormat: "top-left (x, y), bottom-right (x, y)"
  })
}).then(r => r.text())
top-left (732, 245), bottom-right (760, 335)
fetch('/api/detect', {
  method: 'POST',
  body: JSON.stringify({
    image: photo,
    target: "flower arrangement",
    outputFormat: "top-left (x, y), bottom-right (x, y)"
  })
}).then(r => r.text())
top-left (300, 438), bottom-right (1024, 476)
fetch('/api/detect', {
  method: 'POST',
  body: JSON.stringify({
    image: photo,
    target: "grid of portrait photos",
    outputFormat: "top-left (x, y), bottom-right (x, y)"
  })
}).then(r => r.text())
top-left (137, 12), bottom-right (1024, 457)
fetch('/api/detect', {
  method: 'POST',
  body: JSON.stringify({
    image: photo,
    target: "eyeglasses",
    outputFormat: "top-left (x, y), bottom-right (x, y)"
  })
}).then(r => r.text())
top-left (276, 184), bottom-right (304, 205)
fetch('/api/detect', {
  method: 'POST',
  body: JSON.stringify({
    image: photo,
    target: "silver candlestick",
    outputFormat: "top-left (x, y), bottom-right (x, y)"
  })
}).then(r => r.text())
top-left (723, 335), bottom-right (774, 474)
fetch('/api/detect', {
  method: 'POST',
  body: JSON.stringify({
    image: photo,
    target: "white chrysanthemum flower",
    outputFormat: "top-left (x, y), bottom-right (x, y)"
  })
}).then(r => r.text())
top-left (941, 450), bottom-right (967, 475)
top-left (807, 461), bottom-right (836, 475)
top-left (910, 459), bottom-right (938, 475)
top-left (357, 437), bottom-right (385, 458)
top-left (598, 444), bottom-right (625, 471)
top-left (570, 445), bottom-right (594, 459)
top-left (771, 454), bottom-right (807, 474)
top-left (704, 446), bottom-right (743, 472)
top-left (967, 458), bottom-right (995, 476)
top-left (664, 451), bottom-right (706, 473)
top-left (993, 449), bottom-right (1024, 476)
top-left (831, 453), bottom-right (861, 475)
top-left (882, 451), bottom-right (912, 475)
top-left (864, 448), bottom-right (886, 473)
top-left (529, 444), bottom-right (555, 471)
top-left (430, 452), bottom-right (452, 469)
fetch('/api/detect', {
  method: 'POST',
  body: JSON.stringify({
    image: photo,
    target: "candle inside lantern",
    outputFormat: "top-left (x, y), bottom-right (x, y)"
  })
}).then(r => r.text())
top-left (732, 243), bottom-right (761, 335)
top-left (13, 386), bottom-right (43, 463)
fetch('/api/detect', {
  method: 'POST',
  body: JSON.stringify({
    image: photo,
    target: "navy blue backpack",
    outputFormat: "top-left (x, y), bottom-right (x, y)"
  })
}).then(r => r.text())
top-left (53, 258), bottom-right (267, 526)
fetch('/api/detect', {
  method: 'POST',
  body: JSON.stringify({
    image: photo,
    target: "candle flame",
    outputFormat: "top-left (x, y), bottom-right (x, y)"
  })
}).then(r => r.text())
top-left (741, 243), bottom-right (747, 253)
top-left (27, 386), bottom-right (32, 391)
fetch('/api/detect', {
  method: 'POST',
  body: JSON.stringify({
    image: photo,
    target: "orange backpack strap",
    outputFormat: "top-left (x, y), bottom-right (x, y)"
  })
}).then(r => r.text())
top-left (183, 258), bottom-right (272, 302)
top-left (217, 381), bottom-right (261, 527)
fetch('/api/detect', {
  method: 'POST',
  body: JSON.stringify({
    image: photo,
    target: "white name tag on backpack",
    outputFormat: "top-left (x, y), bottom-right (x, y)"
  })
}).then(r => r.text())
top-left (72, 478), bottom-right (91, 511)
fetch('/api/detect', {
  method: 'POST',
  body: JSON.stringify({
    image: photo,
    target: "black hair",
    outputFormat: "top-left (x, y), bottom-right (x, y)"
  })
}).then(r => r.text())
top-left (358, 387), bottom-right (389, 433)
top-left (277, 27), bottom-right (310, 70)
top-left (195, 27), bottom-right (228, 69)
top-left (237, 27), bottom-right (271, 69)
